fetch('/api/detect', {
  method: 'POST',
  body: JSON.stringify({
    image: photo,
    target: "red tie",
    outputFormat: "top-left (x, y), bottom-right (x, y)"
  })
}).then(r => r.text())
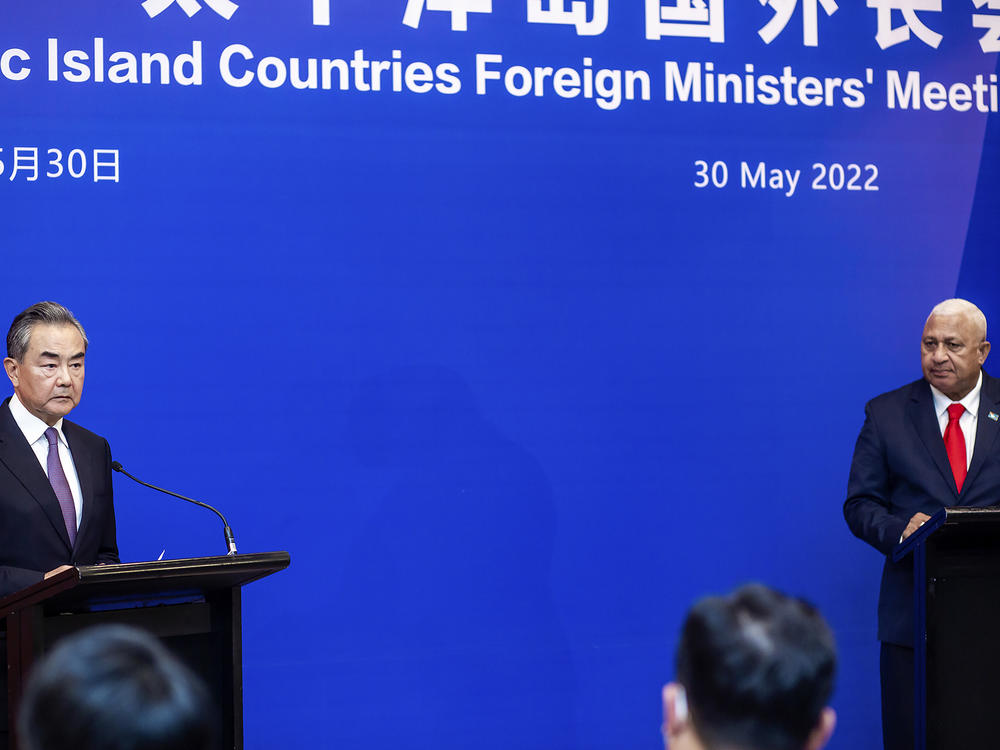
top-left (944, 403), bottom-right (967, 493)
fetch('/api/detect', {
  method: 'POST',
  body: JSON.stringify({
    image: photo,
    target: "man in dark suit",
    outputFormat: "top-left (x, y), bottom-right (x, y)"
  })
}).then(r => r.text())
top-left (845, 298), bottom-right (998, 750)
top-left (0, 301), bottom-right (119, 595)
top-left (0, 301), bottom-right (119, 745)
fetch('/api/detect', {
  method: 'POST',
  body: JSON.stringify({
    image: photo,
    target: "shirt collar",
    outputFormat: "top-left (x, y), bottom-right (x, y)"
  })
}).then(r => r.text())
top-left (930, 370), bottom-right (983, 420)
top-left (8, 393), bottom-right (67, 447)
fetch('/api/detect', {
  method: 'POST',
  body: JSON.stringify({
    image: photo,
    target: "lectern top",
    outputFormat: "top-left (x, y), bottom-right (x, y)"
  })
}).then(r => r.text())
top-left (894, 507), bottom-right (1000, 562)
top-left (0, 551), bottom-right (290, 615)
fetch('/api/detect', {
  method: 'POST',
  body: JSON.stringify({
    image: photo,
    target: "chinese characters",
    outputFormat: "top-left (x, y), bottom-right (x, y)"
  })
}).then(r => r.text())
top-left (135, 0), bottom-right (1000, 52)
top-left (142, 0), bottom-right (238, 19)
top-left (1, 148), bottom-right (120, 183)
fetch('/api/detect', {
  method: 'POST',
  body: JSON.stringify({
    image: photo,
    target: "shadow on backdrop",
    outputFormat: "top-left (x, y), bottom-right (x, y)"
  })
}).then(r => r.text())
top-left (328, 366), bottom-right (576, 749)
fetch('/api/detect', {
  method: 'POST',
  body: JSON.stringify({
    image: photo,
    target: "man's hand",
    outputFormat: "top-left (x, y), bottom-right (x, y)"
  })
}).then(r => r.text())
top-left (43, 564), bottom-right (74, 579)
top-left (901, 512), bottom-right (932, 541)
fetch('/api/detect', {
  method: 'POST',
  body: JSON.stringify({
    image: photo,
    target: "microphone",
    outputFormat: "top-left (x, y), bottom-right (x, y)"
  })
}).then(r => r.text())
top-left (111, 461), bottom-right (238, 556)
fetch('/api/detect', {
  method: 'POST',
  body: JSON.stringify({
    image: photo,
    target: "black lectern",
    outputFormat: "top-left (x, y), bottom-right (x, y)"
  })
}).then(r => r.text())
top-left (0, 552), bottom-right (289, 750)
top-left (894, 507), bottom-right (1000, 750)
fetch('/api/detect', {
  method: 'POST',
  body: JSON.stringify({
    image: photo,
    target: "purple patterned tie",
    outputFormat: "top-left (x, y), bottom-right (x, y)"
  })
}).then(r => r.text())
top-left (45, 427), bottom-right (77, 546)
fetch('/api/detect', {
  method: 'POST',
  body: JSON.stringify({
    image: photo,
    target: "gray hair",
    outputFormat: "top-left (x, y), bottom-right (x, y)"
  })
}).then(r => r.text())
top-left (928, 298), bottom-right (988, 342)
top-left (6, 302), bottom-right (89, 361)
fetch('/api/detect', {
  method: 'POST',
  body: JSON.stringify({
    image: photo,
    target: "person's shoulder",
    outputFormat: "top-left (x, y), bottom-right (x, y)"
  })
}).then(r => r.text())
top-left (62, 418), bottom-right (108, 446)
top-left (982, 370), bottom-right (1000, 396)
top-left (0, 396), bottom-right (18, 434)
top-left (866, 378), bottom-right (927, 411)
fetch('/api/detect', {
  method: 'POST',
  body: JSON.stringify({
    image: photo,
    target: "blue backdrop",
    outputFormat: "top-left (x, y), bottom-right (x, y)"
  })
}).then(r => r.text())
top-left (2, 1), bottom-right (999, 747)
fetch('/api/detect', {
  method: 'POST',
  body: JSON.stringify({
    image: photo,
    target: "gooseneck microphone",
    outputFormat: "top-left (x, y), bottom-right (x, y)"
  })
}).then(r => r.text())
top-left (111, 461), bottom-right (238, 556)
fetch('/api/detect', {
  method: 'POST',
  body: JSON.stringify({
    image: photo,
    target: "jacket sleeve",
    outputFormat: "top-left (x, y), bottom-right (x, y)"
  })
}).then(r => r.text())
top-left (0, 565), bottom-right (44, 598)
top-left (844, 401), bottom-right (908, 556)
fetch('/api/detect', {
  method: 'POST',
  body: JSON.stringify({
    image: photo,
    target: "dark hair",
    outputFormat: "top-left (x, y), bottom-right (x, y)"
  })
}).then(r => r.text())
top-left (675, 583), bottom-right (836, 750)
top-left (6, 301), bottom-right (88, 361)
top-left (18, 625), bottom-right (216, 750)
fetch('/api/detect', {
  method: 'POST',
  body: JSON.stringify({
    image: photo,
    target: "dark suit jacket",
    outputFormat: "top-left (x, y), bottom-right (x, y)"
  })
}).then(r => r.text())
top-left (0, 396), bottom-right (119, 598)
top-left (844, 372), bottom-right (1000, 646)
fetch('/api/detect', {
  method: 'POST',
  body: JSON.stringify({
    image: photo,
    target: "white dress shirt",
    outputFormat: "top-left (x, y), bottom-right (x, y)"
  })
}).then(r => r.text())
top-left (929, 370), bottom-right (982, 471)
top-left (7, 393), bottom-right (83, 529)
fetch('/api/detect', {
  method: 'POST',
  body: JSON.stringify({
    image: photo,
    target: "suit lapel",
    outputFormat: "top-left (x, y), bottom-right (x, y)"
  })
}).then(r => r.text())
top-left (964, 372), bottom-right (1000, 495)
top-left (907, 381), bottom-right (959, 500)
top-left (63, 420), bottom-right (94, 550)
top-left (0, 397), bottom-right (73, 551)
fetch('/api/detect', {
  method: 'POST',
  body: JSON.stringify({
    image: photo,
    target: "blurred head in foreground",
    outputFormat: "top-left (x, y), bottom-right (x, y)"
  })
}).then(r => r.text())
top-left (19, 625), bottom-right (216, 750)
top-left (662, 583), bottom-right (836, 750)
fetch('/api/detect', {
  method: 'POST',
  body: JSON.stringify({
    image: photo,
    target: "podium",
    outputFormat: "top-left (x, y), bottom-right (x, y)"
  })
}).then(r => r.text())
top-left (893, 507), bottom-right (1000, 750)
top-left (0, 552), bottom-right (289, 750)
